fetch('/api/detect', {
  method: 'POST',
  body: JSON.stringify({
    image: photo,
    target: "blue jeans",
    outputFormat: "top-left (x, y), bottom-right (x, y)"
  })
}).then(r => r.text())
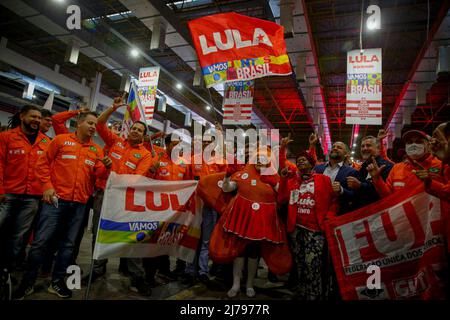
top-left (186, 206), bottom-right (218, 276)
top-left (22, 201), bottom-right (86, 284)
top-left (0, 194), bottom-right (40, 271)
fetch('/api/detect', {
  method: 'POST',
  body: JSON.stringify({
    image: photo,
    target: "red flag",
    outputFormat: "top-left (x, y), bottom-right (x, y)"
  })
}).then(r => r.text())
top-left (326, 186), bottom-right (448, 300)
top-left (188, 12), bottom-right (292, 87)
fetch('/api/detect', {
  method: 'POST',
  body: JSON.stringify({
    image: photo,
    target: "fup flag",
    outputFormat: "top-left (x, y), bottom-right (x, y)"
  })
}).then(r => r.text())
top-left (121, 82), bottom-right (145, 139)
top-left (326, 186), bottom-right (448, 300)
top-left (222, 80), bottom-right (254, 125)
top-left (93, 172), bottom-right (202, 263)
top-left (188, 12), bottom-right (292, 87)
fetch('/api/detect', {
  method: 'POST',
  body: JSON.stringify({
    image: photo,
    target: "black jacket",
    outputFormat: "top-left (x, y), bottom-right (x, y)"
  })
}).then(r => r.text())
top-left (356, 155), bottom-right (394, 208)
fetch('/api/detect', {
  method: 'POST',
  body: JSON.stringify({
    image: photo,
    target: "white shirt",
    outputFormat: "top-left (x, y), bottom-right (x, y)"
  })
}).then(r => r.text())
top-left (323, 161), bottom-right (344, 182)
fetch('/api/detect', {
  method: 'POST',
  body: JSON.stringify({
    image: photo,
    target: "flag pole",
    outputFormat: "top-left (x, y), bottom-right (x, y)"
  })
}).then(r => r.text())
top-left (84, 257), bottom-right (95, 300)
top-left (84, 187), bottom-right (108, 300)
top-left (206, 87), bottom-right (219, 123)
top-left (134, 81), bottom-right (156, 156)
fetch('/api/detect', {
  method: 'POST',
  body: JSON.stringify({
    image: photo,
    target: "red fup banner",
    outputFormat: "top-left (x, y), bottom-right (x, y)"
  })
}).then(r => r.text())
top-left (326, 186), bottom-right (448, 300)
top-left (188, 12), bottom-right (292, 87)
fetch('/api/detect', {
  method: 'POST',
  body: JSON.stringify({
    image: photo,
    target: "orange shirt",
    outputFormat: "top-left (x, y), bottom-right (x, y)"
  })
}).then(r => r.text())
top-left (95, 123), bottom-right (153, 189)
top-left (52, 110), bottom-right (81, 135)
top-left (425, 163), bottom-right (450, 201)
top-left (351, 161), bottom-right (362, 171)
top-left (191, 154), bottom-right (227, 179)
top-left (373, 154), bottom-right (442, 198)
top-left (0, 127), bottom-right (50, 195)
top-left (151, 151), bottom-right (191, 181)
top-left (35, 133), bottom-right (108, 204)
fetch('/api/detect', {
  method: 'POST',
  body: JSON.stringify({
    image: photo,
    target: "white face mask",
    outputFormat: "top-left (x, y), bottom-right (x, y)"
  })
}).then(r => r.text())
top-left (405, 143), bottom-right (425, 158)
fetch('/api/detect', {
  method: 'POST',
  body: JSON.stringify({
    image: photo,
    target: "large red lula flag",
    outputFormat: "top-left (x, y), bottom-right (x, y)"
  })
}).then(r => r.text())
top-left (326, 186), bottom-right (448, 300)
top-left (93, 173), bottom-right (201, 263)
top-left (188, 12), bottom-right (292, 87)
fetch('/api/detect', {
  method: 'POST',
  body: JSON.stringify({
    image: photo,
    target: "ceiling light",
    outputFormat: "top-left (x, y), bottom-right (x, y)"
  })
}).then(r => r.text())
top-left (176, 83), bottom-right (183, 90)
top-left (353, 143), bottom-right (357, 147)
top-left (206, 105), bottom-right (211, 111)
top-left (130, 48), bottom-right (139, 57)
top-left (354, 134), bottom-right (359, 138)
top-left (351, 151), bottom-right (355, 154)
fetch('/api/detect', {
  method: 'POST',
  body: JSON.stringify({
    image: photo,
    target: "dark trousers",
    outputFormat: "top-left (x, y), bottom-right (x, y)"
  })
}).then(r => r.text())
top-left (21, 201), bottom-right (86, 284)
top-left (0, 194), bottom-right (40, 271)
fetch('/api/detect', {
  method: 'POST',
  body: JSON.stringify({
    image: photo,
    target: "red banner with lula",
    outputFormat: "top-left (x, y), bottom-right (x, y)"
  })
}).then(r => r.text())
top-left (326, 186), bottom-right (448, 300)
top-left (188, 12), bottom-right (292, 88)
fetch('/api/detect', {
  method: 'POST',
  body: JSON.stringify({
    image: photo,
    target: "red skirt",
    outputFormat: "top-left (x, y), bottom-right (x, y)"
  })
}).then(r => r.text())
top-left (222, 194), bottom-right (284, 243)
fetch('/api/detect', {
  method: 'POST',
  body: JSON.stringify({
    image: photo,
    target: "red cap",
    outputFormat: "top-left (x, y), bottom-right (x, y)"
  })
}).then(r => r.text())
top-left (402, 130), bottom-right (430, 142)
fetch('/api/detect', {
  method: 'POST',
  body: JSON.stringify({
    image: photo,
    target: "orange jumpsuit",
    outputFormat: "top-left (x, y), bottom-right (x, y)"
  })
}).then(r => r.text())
top-left (95, 123), bottom-right (153, 189)
top-left (35, 133), bottom-right (108, 204)
top-left (372, 154), bottom-right (442, 197)
top-left (0, 127), bottom-right (50, 195)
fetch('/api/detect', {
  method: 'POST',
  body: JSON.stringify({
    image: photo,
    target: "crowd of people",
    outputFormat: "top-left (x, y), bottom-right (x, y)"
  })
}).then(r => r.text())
top-left (0, 96), bottom-right (448, 300)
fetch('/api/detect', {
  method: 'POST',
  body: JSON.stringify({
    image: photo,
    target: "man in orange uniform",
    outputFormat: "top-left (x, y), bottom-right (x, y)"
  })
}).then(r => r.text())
top-left (0, 105), bottom-right (50, 273)
top-left (39, 109), bottom-right (54, 136)
top-left (33, 107), bottom-right (90, 272)
top-left (51, 108), bottom-right (90, 136)
top-left (89, 97), bottom-right (154, 284)
top-left (184, 136), bottom-right (226, 284)
top-left (14, 112), bottom-right (112, 299)
top-left (368, 130), bottom-right (442, 197)
top-left (414, 122), bottom-right (450, 256)
top-left (142, 135), bottom-right (192, 287)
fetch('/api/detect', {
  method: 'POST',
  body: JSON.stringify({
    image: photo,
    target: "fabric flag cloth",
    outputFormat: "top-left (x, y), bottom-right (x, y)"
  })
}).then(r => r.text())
top-left (188, 12), bottom-right (292, 87)
top-left (138, 66), bottom-right (160, 125)
top-left (325, 186), bottom-right (448, 300)
top-left (346, 48), bottom-right (382, 125)
top-left (93, 172), bottom-right (202, 263)
top-left (121, 82), bottom-right (146, 139)
top-left (222, 80), bottom-right (254, 125)
top-left (42, 91), bottom-right (54, 111)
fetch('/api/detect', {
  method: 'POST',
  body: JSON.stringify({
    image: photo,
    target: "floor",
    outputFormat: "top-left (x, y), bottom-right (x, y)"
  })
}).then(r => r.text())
top-left (15, 233), bottom-right (295, 300)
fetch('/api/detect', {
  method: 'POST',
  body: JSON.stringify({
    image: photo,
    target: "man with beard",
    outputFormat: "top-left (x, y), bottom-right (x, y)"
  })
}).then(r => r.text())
top-left (347, 136), bottom-right (393, 207)
top-left (0, 105), bottom-right (50, 273)
top-left (14, 112), bottom-right (112, 299)
top-left (368, 130), bottom-right (442, 197)
top-left (314, 141), bottom-right (359, 215)
top-left (87, 97), bottom-right (153, 290)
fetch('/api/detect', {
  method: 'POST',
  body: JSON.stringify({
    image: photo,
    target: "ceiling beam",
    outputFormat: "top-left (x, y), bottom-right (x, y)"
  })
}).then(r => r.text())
top-left (19, 0), bottom-right (220, 125)
top-left (385, 1), bottom-right (450, 131)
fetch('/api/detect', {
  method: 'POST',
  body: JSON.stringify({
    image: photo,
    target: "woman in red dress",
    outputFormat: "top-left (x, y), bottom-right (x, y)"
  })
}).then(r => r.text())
top-left (221, 149), bottom-right (283, 297)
